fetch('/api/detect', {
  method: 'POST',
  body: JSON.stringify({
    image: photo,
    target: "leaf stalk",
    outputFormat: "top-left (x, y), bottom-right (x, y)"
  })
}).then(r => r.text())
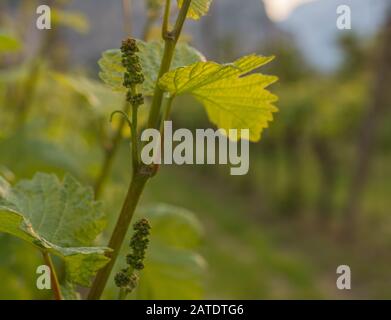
top-left (42, 251), bottom-right (63, 300)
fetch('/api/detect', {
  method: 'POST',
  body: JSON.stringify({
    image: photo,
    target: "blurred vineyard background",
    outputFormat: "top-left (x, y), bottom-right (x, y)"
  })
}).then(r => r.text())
top-left (1, 0), bottom-right (391, 299)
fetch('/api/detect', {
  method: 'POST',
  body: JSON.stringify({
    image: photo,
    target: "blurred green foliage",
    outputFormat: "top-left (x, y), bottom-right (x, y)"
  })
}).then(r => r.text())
top-left (0, 1), bottom-right (391, 300)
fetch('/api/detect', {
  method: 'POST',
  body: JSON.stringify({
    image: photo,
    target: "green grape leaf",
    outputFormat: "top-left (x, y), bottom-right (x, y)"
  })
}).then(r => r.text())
top-left (0, 173), bottom-right (110, 287)
top-left (137, 204), bottom-right (206, 299)
top-left (159, 55), bottom-right (279, 141)
top-left (98, 40), bottom-right (205, 95)
top-left (177, 0), bottom-right (212, 20)
top-left (52, 9), bottom-right (90, 34)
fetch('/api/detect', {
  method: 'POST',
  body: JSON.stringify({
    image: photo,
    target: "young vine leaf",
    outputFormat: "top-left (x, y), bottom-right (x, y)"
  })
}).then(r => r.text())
top-left (177, 0), bottom-right (213, 20)
top-left (159, 55), bottom-right (279, 141)
top-left (98, 40), bottom-right (205, 95)
top-left (0, 173), bottom-right (111, 287)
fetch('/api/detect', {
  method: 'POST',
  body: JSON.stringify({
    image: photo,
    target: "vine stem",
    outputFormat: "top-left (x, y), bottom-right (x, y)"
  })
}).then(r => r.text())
top-left (162, 0), bottom-right (171, 38)
top-left (130, 88), bottom-right (140, 168)
top-left (41, 251), bottom-right (63, 300)
top-left (148, 0), bottom-right (192, 130)
top-left (87, 0), bottom-right (192, 300)
top-left (94, 0), bottom-right (155, 199)
top-left (88, 173), bottom-right (148, 299)
top-left (161, 95), bottom-right (174, 127)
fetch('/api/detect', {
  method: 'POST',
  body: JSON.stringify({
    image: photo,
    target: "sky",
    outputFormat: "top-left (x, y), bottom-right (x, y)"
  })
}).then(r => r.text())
top-left (263, 0), bottom-right (316, 21)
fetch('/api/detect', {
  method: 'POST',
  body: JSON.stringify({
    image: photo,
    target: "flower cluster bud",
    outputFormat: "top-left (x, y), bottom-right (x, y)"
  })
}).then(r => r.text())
top-left (126, 92), bottom-right (144, 106)
top-left (121, 38), bottom-right (145, 106)
top-left (114, 218), bottom-right (151, 293)
top-left (114, 269), bottom-right (139, 292)
top-left (126, 218), bottom-right (151, 270)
